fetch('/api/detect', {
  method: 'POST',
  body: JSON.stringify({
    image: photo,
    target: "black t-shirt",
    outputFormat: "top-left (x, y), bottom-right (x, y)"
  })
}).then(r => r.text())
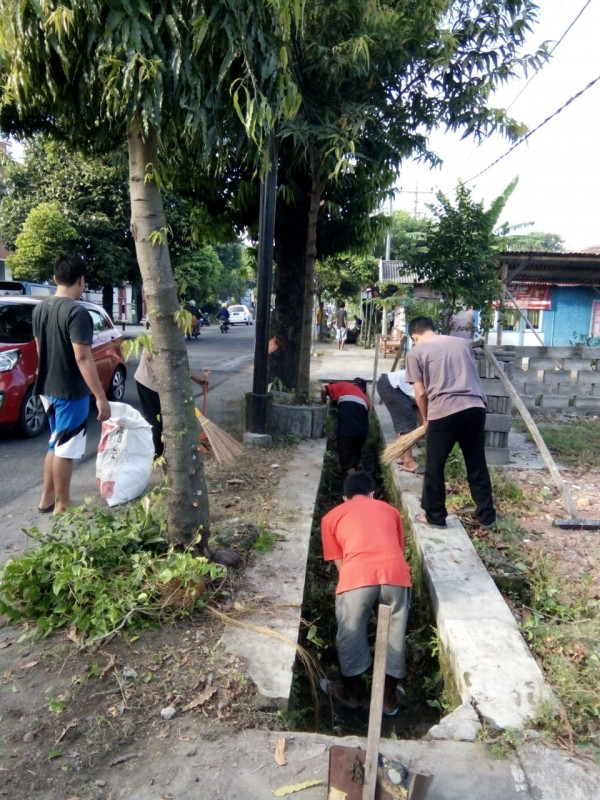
top-left (33, 297), bottom-right (94, 399)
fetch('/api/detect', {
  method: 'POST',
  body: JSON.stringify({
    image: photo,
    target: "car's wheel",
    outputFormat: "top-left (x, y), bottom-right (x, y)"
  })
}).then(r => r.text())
top-left (108, 365), bottom-right (126, 401)
top-left (19, 388), bottom-right (47, 438)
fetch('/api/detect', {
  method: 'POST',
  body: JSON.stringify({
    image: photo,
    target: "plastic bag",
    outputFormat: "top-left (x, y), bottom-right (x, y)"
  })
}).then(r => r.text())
top-left (96, 402), bottom-right (154, 507)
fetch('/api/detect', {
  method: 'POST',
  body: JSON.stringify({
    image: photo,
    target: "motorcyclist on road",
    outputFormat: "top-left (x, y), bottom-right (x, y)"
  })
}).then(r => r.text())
top-left (216, 305), bottom-right (230, 323)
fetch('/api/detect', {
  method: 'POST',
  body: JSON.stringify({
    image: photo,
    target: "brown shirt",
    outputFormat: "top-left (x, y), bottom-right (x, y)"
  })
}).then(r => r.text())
top-left (405, 335), bottom-right (486, 420)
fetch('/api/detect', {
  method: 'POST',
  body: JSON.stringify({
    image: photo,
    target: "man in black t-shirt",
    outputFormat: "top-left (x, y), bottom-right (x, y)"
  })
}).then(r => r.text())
top-left (32, 253), bottom-right (111, 514)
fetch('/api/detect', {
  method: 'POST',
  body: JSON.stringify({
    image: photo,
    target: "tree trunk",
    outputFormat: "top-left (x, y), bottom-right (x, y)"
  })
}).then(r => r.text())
top-left (270, 173), bottom-right (312, 391)
top-left (296, 167), bottom-right (326, 404)
top-left (127, 121), bottom-right (210, 551)
top-left (102, 285), bottom-right (114, 320)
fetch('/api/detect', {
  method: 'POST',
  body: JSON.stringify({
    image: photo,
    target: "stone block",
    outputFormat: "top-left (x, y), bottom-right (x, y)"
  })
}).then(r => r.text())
top-left (480, 378), bottom-right (507, 396)
top-left (539, 397), bottom-right (571, 411)
top-left (485, 447), bottom-right (510, 465)
top-left (574, 398), bottom-right (600, 413)
top-left (563, 359), bottom-right (595, 371)
top-left (243, 432), bottom-right (273, 449)
top-left (577, 370), bottom-right (598, 385)
top-left (528, 358), bottom-right (563, 371)
top-left (542, 372), bottom-right (567, 386)
top-left (484, 413), bottom-right (512, 433)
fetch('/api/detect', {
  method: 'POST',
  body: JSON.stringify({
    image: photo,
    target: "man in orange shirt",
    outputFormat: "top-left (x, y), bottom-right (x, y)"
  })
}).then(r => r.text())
top-left (320, 471), bottom-right (411, 716)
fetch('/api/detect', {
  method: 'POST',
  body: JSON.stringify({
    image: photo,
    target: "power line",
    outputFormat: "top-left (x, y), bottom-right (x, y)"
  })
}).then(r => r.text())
top-left (462, 72), bottom-right (600, 187)
top-left (506, 0), bottom-right (593, 111)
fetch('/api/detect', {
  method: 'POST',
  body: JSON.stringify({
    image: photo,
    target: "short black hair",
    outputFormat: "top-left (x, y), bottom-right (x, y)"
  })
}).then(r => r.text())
top-left (339, 301), bottom-right (345, 308)
top-left (353, 377), bottom-right (367, 393)
top-left (343, 471), bottom-right (376, 498)
top-left (408, 315), bottom-right (435, 337)
top-left (53, 253), bottom-right (86, 287)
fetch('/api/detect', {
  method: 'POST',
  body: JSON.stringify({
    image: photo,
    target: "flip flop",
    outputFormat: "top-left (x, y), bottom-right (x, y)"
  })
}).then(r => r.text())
top-left (318, 678), bottom-right (363, 712)
top-left (400, 464), bottom-right (424, 474)
top-left (38, 503), bottom-right (55, 514)
top-left (415, 513), bottom-right (446, 529)
top-left (382, 704), bottom-right (400, 718)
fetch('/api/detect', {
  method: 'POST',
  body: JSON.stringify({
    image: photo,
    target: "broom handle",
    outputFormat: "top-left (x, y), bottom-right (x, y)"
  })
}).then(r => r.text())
top-left (362, 603), bottom-right (391, 800)
top-left (372, 335), bottom-right (381, 406)
top-left (479, 343), bottom-right (580, 520)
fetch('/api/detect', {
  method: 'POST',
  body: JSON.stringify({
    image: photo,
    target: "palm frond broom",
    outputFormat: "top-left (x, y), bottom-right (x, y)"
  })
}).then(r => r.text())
top-left (381, 424), bottom-right (426, 464)
top-left (195, 408), bottom-right (245, 465)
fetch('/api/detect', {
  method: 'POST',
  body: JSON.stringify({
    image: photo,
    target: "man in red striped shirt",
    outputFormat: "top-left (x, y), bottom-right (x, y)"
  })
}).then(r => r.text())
top-left (321, 377), bottom-right (370, 476)
top-left (320, 471), bottom-right (411, 716)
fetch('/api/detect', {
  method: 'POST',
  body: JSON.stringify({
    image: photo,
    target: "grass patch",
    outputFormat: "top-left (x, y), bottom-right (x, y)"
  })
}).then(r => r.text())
top-left (536, 419), bottom-right (600, 469)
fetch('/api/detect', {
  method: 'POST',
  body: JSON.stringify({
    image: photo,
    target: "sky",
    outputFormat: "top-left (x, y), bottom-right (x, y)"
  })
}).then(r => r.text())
top-left (394, 0), bottom-right (600, 252)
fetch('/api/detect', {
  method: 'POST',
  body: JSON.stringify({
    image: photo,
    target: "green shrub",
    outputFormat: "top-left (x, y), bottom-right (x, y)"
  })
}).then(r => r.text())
top-left (0, 496), bottom-right (225, 644)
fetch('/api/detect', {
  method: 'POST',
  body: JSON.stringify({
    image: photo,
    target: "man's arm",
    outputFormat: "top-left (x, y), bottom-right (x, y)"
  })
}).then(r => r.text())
top-left (72, 342), bottom-right (111, 421)
top-left (333, 558), bottom-right (343, 573)
top-left (321, 385), bottom-right (329, 404)
top-left (413, 380), bottom-right (429, 429)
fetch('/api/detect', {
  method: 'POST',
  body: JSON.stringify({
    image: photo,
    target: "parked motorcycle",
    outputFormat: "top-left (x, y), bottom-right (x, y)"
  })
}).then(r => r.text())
top-left (199, 311), bottom-right (211, 327)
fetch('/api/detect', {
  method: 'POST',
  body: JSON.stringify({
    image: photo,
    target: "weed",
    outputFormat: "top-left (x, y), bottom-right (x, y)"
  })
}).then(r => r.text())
top-left (0, 499), bottom-right (226, 644)
top-left (253, 526), bottom-right (278, 554)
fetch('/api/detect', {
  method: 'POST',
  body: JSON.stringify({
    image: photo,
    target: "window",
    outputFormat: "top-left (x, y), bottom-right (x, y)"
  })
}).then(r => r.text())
top-left (87, 308), bottom-right (109, 332)
top-left (0, 302), bottom-right (34, 343)
top-left (526, 310), bottom-right (540, 330)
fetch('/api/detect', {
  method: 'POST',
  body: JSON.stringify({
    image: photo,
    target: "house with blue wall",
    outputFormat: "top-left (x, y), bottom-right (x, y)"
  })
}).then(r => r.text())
top-left (380, 251), bottom-right (600, 346)
top-left (489, 251), bottom-right (600, 346)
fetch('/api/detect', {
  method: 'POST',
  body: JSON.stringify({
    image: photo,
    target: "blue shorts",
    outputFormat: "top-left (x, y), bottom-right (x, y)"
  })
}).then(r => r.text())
top-left (41, 395), bottom-right (89, 459)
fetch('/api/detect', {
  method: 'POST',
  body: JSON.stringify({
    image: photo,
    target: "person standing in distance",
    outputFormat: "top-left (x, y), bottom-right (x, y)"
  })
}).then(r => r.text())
top-left (335, 301), bottom-right (348, 350)
top-left (404, 315), bottom-right (496, 529)
top-left (33, 253), bottom-right (111, 514)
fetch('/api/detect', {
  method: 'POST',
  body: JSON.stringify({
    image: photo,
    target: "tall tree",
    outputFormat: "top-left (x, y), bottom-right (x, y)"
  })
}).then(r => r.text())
top-left (270, 0), bottom-right (545, 400)
top-left (7, 202), bottom-right (78, 279)
top-left (0, 0), bottom-right (300, 547)
top-left (415, 181), bottom-right (518, 333)
top-left (0, 137), bottom-right (137, 304)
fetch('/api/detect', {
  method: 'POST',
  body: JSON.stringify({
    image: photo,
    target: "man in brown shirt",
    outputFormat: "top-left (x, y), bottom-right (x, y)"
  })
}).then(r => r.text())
top-left (405, 316), bottom-right (496, 529)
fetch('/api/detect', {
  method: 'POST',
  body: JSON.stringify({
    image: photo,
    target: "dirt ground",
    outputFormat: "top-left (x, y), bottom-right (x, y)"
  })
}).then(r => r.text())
top-left (1, 444), bottom-right (600, 799)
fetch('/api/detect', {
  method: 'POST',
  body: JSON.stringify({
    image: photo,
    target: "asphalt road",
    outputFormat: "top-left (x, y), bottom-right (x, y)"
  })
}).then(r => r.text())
top-left (0, 322), bottom-right (255, 509)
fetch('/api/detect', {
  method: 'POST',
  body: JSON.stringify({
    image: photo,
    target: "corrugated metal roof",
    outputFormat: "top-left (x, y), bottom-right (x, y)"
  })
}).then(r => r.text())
top-left (378, 260), bottom-right (419, 284)
top-left (497, 251), bottom-right (600, 286)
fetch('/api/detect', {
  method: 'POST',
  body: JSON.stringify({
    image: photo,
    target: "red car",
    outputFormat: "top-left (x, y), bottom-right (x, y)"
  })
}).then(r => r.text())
top-left (0, 296), bottom-right (126, 437)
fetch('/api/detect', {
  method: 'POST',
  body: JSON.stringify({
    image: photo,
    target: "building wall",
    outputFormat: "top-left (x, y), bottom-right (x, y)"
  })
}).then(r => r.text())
top-left (542, 286), bottom-right (596, 345)
top-left (500, 345), bottom-right (600, 416)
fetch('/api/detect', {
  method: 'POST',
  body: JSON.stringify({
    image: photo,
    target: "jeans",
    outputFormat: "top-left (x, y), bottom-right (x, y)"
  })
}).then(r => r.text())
top-left (422, 406), bottom-right (495, 527)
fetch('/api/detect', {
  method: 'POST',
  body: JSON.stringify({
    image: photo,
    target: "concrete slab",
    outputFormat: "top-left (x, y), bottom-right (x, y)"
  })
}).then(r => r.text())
top-left (105, 727), bottom-right (589, 800)
top-left (375, 403), bottom-right (556, 731)
top-left (219, 438), bottom-right (326, 707)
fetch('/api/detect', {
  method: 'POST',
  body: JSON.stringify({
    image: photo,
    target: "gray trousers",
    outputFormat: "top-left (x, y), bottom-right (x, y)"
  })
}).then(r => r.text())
top-left (335, 584), bottom-right (410, 679)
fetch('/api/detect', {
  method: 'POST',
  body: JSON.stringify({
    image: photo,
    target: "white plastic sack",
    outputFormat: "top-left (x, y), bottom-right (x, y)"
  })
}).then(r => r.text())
top-left (96, 402), bottom-right (154, 507)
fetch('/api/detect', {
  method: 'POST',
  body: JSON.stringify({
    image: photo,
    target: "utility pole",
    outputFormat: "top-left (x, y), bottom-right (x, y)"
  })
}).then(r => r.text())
top-left (385, 195), bottom-right (393, 260)
top-left (248, 134), bottom-right (278, 441)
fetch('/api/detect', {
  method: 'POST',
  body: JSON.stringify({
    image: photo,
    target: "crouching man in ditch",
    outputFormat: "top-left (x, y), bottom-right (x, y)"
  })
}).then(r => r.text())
top-left (319, 471), bottom-right (411, 717)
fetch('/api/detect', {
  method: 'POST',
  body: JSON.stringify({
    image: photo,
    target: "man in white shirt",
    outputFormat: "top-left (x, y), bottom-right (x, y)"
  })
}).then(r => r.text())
top-left (377, 369), bottom-right (423, 473)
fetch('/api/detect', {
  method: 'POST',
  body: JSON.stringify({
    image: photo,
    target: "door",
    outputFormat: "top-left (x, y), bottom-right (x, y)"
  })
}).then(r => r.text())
top-left (591, 301), bottom-right (600, 337)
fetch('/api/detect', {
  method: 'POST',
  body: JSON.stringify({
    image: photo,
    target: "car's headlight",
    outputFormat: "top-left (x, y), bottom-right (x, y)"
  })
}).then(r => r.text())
top-left (0, 349), bottom-right (21, 373)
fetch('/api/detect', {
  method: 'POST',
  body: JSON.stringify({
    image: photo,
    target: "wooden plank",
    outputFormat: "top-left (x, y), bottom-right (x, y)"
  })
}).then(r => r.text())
top-left (362, 604), bottom-right (391, 800)
top-left (481, 343), bottom-right (580, 520)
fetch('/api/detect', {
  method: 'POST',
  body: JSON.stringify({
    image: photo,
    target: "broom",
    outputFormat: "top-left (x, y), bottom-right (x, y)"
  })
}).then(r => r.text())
top-left (195, 407), bottom-right (245, 465)
top-left (381, 424), bottom-right (426, 465)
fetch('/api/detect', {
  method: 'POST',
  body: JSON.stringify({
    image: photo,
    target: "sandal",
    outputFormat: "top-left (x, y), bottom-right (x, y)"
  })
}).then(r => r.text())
top-left (400, 464), bottom-right (424, 474)
top-left (318, 678), bottom-right (363, 712)
top-left (415, 512), bottom-right (446, 529)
